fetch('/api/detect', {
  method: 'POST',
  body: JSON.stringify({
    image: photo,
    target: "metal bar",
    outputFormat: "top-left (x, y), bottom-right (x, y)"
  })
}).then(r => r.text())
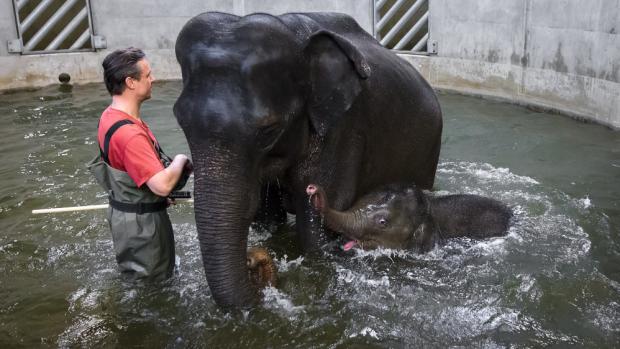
top-left (411, 32), bottom-right (428, 52)
top-left (380, 0), bottom-right (426, 46)
top-left (21, 47), bottom-right (95, 55)
top-left (69, 28), bottom-right (90, 49)
top-left (16, 0), bottom-right (29, 10)
top-left (84, 0), bottom-right (96, 51)
top-left (393, 11), bottom-right (428, 50)
top-left (32, 204), bottom-right (109, 214)
top-left (20, 0), bottom-right (55, 33)
top-left (32, 199), bottom-right (194, 214)
top-left (12, 0), bottom-right (25, 53)
top-left (374, 0), bottom-right (380, 39)
top-left (376, 0), bottom-right (408, 32)
top-left (376, 0), bottom-right (389, 12)
top-left (45, 7), bottom-right (87, 51)
top-left (85, 0), bottom-right (96, 51)
top-left (25, 0), bottom-right (81, 51)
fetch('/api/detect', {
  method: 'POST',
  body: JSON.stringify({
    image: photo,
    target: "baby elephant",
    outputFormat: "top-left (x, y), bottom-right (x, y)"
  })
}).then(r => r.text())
top-left (247, 247), bottom-right (277, 289)
top-left (306, 183), bottom-right (512, 253)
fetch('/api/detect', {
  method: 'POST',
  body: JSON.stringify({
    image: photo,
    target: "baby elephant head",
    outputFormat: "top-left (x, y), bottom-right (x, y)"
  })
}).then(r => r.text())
top-left (307, 183), bottom-right (513, 253)
top-left (307, 183), bottom-right (431, 250)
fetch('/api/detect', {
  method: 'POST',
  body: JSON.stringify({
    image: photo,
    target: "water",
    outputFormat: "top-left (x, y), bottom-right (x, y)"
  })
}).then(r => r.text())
top-left (0, 81), bottom-right (618, 347)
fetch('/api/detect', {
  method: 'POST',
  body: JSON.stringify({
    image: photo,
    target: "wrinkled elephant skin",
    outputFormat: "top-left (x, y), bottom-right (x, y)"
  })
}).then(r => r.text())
top-left (174, 12), bottom-right (442, 307)
top-left (307, 183), bottom-right (512, 253)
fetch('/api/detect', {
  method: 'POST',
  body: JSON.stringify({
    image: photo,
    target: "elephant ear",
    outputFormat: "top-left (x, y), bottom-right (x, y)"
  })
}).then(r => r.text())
top-left (304, 30), bottom-right (371, 137)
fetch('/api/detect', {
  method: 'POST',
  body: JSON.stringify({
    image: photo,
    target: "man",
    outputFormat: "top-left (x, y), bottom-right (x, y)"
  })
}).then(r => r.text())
top-left (88, 47), bottom-right (191, 280)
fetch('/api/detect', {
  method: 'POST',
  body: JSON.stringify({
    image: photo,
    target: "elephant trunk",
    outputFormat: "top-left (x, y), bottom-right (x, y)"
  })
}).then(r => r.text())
top-left (307, 184), bottom-right (365, 240)
top-left (323, 207), bottom-right (366, 240)
top-left (192, 144), bottom-right (258, 308)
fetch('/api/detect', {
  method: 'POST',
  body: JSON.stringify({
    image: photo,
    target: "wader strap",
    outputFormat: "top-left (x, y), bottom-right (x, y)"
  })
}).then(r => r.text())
top-left (109, 197), bottom-right (167, 214)
top-left (100, 119), bottom-right (135, 164)
top-left (99, 119), bottom-right (168, 165)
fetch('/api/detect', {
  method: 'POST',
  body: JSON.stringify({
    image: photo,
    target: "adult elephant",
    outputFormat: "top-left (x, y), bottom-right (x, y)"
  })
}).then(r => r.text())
top-left (173, 12), bottom-right (442, 307)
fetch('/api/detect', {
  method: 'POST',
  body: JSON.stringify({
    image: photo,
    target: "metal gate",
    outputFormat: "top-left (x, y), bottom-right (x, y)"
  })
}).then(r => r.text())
top-left (9, 0), bottom-right (101, 54)
top-left (374, 0), bottom-right (432, 53)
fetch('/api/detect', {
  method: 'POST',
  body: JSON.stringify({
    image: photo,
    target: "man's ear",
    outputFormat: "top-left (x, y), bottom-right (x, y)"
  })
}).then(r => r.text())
top-left (125, 76), bottom-right (135, 90)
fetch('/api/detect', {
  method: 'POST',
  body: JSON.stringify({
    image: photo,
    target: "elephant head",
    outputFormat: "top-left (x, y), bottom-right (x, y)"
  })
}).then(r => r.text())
top-left (173, 12), bottom-right (370, 307)
top-left (306, 183), bottom-right (433, 251)
top-left (307, 183), bottom-right (513, 254)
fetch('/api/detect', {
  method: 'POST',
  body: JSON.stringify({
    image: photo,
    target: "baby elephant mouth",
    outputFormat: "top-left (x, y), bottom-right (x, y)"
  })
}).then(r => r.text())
top-left (306, 184), bottom-right (380, 252)
top-left (343, 239), bottom-right (358, 251)
top-left (342, 239), bottom-right (381, 251)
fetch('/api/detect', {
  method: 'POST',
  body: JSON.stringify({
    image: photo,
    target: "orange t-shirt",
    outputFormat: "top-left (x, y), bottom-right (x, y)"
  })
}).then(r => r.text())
top-left (97, 107), bottom-right (165, 187)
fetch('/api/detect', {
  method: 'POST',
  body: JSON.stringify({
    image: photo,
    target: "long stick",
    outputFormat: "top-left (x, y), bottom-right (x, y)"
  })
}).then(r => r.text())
top-left (32, 199), bottom-right (194, 214)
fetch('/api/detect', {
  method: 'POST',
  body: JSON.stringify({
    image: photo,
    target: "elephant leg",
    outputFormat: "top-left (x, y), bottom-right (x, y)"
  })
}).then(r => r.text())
top-left (254, 181), bottom-right (287, 227)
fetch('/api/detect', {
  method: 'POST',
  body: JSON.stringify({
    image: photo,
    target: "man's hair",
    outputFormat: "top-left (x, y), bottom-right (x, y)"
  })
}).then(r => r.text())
top-left (102, 47), bottom-right (146, 95)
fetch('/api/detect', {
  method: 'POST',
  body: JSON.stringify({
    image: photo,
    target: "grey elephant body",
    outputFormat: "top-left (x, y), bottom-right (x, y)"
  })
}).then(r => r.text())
top-left (308, 183), bottom-right (513, 253)
top-left (174, 12), bottom-right (442, 307)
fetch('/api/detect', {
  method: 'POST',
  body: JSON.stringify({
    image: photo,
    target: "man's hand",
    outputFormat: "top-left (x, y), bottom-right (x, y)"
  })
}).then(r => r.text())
top-left (146, 154), bottom-right (191, 197)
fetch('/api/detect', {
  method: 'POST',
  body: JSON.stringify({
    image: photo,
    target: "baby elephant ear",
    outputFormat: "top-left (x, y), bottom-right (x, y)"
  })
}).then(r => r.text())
top-left (304, 30), bottom-right (371, 137)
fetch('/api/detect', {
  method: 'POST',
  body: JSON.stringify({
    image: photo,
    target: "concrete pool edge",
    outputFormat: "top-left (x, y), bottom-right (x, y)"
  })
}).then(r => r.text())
top-left (400, 54), bottom-right (620, 130)
top-left (0, 51), bottom-right (618, 130)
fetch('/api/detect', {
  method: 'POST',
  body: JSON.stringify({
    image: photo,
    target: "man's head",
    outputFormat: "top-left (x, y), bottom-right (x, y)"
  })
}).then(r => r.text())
top-left (102, 47), bottom-right (154, 101)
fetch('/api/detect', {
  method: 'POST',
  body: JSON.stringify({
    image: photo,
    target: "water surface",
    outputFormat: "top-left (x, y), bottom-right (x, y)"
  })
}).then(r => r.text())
top-left (0, 81), bottom-right (618, 347)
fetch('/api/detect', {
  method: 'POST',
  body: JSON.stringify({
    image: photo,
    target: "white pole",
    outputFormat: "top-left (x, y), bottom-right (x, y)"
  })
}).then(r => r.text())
top-left (32, 199), bottom-right (194, 214)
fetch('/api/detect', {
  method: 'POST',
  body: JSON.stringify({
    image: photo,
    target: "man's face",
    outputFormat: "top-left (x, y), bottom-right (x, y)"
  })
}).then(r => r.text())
top-left (132, 59), bottom-right (155, 101)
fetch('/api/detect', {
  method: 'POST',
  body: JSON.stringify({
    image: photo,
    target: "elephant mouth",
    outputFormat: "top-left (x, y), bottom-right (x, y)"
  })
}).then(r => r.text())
top-left (343, 239), bottom-right (358, 251)
top-left (342, 238), bottom-right (381, 251)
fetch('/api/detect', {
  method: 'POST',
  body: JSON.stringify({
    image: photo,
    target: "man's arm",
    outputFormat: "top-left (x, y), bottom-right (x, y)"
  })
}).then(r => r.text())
top-left (146, 154), bottom-right (190, 197)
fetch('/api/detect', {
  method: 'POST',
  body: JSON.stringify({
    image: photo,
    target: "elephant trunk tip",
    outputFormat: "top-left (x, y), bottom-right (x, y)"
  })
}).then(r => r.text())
top-left (306, 184), bottom-right (327, 213)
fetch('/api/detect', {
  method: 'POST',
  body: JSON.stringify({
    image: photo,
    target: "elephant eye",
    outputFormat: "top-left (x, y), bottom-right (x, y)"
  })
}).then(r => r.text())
top-left (256, 122), bottom-right (284, 149)
top-left (377, 217), bottom-right (388, 227)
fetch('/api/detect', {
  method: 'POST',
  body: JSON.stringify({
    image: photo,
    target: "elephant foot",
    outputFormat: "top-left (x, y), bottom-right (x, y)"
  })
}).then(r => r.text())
top-left (247, 247), bottom-right (277, 289)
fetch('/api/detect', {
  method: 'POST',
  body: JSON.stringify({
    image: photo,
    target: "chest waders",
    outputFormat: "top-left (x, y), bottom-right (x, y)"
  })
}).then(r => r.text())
top-left (87, 120), bottom-right (175, 280)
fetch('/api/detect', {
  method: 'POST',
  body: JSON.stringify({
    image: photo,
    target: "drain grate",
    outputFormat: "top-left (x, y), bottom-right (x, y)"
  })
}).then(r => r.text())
top-left (374, 0), bottom-right (430, 53)
top-left (9, 0), bottom-right (100, 54)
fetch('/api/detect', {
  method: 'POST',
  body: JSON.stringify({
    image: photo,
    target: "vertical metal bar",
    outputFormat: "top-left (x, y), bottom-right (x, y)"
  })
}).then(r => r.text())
top-left (45, 7), bottom-right (87, 50)
top-left (20, 0), bottom-right (55, 33)
top-left (376, 0), bottom-right (408, 32)
top-left (411, 33), bottom-right (428, 52)
top-left (373, 0), bottom-right (380, 40)
top-left (69, 29), bottom-right (90, 50)
top-left (380, 0), bottom-right (425, 46)
top-left (25, 0), bottom-right (81, 51)
top-left (11, 0), bottom-right (25, 53)
top-left (393, 11), bottom-right (428, 50)
top-left (85, 0), bottom-right (95, 51)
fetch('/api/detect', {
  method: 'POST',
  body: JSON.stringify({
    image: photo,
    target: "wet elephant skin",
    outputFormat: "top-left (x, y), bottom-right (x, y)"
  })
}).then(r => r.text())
top-left (307, 183), bottom-right (512, 253)
top-left (174, 12), bottom-right (443, 307)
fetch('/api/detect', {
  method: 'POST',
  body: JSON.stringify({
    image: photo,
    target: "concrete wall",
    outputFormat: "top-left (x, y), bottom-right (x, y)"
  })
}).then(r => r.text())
top-left (1, 0), bottom-right (619, 128)
top-left (0, 0), bottom-right (372, 89)
top-left (407, 0), bottom-right (620, 128)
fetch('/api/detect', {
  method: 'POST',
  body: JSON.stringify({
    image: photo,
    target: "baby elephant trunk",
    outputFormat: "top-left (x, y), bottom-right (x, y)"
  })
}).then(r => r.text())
top-left (305, 184), bottom-right (365, 239)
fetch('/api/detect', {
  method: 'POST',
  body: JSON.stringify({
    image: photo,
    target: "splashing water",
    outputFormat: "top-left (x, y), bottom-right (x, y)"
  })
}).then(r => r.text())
top-left (0, 83), bottom-right (618, 347)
